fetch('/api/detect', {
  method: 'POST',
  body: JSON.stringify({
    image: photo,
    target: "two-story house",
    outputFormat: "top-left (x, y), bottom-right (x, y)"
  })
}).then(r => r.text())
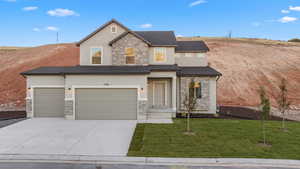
top-left (21, 19), bottom-right (222, 122)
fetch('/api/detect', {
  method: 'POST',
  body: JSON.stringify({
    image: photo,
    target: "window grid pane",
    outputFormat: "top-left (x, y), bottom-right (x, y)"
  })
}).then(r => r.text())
top-left (155, 48), bottom-right (166, 62)
top-left (91, 48), bottom-right (102, 64)
top-left (126, 56), bottom-right (135, 64)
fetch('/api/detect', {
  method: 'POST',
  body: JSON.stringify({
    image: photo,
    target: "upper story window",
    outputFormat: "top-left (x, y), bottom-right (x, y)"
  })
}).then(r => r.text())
top-left (154, 48), bottom-right (167, 62)
top-left (125, 47), bottom-right (135, 64)
top-left (90, 47), bottom-right (102, 64)
top-left (111, 26), bottom-right (117, 33)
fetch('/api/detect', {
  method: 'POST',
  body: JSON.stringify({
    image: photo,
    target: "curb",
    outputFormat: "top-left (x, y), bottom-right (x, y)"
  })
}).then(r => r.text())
top-left (0, 154), bottom-right (300, 168)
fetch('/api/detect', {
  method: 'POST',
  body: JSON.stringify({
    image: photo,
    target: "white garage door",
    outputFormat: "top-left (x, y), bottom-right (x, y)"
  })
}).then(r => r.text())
top-left (75, 88), bottom-right (137, 120)
top-left (33, 88), bottom-right (65, 117)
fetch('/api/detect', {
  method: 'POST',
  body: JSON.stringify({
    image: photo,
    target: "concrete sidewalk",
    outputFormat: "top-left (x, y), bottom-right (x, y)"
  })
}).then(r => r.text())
top-left (0, 154), bottom-right (300, 168)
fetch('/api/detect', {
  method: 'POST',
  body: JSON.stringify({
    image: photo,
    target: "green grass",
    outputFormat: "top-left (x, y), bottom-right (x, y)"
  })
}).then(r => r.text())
top-left (128, 119), bottom-right (300, 159)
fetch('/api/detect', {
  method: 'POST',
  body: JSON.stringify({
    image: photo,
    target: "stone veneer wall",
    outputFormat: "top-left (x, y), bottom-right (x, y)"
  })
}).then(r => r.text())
top-left (111, 33), bottom-right (149, 65)
top-left (138, 100), bottom-right (147, 120)
top-left (26, 99), bottom-right (32, 114)
top-left (180, 77), bottom-right (210, 112)
top-left (64, 100), bottom-right (73, 117)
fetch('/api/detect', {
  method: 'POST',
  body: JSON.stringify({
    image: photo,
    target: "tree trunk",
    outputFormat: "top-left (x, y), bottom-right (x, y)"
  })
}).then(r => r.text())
top-left (282, 111), bottom-right (285, 130)
top-left (263, 121), bottom-right (266, 145)
top-left (187, 112), bottom-right (190, 132)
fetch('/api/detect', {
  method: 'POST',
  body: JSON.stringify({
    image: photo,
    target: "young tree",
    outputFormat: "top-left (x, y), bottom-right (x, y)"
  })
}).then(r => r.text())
top-left (277, 78), bottom-right (291, 130)
top-left (259, 86), bottom-right (271, 145)
top-left (182, 80), bottom-right (197, 134)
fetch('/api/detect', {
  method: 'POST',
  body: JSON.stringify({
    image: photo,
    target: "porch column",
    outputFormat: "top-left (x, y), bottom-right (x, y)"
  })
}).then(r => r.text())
top-left (172, 76), bottom-right (177, 112)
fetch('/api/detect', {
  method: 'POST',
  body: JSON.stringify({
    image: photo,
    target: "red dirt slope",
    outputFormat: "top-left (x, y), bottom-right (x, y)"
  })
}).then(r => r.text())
top-left (203, 38), bottom-right (300, 108)
top-left (0, 44), bottom-right (79, 110)
top-left (1, 38), bottom-right (300, 110)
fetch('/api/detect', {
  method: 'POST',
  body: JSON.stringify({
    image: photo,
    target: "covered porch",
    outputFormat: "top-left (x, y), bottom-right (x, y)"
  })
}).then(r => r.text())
top-left (146, 71), bottom-right (177, 119)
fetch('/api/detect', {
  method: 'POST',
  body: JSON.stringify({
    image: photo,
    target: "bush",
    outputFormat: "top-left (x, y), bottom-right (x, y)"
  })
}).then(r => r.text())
top-left (288, 38), bottom-right (300, 43)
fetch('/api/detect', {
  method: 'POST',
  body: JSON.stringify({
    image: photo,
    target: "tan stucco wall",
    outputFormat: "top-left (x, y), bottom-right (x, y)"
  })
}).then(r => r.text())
top-left (149, 47), bottom-right (176, 65)
top-left (64, 75), bottom-right (148, 99)
top-left (175, 53), bottom-right (208, 66)
top-left (26, 75), bottom-right (65, 98)
top-left (25, 75), bottom-right (66, 118)
top-left (79, 23), bottom-right (127, 65)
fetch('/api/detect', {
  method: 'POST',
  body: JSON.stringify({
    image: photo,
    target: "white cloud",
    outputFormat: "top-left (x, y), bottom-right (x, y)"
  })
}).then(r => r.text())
top-left (47, 8), bottom-right (79, 17)
top-left (289, 6), bottom-right (300, 12)
top-left (281, 10), bottom-right (290, 14)
top-left (3, 0), bottom-right (16, 2)
top-left (23, 6), bottom-right (38, 11)
top-left (278, 16), bottom-right (298, 23)
top-left (140, 23), bottom-right (152, 28)
top-left (251, 22), bottom-right (261, 27)
top-left (189, 0), bottom-right (207, 7)
top-left (176, 34), bottom-right (184, 37)
top-left (45, 26), bottom-right (59, 31)
top-left (33, 28), bottom-right (40, 32)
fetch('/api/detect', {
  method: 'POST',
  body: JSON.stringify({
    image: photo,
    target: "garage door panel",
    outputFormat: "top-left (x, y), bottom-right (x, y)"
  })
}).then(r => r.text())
top-left (75, 88), bottom-right (137, 120)
top-left (34, 88), bottom-right (65, 117)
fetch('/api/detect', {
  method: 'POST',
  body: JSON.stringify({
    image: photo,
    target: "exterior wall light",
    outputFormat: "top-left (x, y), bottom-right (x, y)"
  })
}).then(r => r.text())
top-left (194, 82), bottom-right (200, 88)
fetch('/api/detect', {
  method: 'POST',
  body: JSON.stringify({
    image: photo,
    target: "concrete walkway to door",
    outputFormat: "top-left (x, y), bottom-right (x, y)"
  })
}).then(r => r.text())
top-left (0, 118), bottom-right (136, 156)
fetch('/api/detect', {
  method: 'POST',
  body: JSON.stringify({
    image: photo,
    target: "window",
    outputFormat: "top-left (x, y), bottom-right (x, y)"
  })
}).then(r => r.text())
top-left (90, 47), bottom-right (102, 64)
top-left (125, 47), bottom-right (135, 64)
top-left (154, 48), bottom-right (166, 62)
top-left (111, 26), bottom-right (117, 33)
top-left (189, 81), bottom-right (202, 99)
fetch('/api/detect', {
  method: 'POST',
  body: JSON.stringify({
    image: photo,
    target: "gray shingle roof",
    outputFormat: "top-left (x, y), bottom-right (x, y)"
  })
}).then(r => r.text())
top-left (177, 66), bottom-right (222, 77)
top-left (134, 31), bottom-right (177, 46)
top-left (175, 41), bottom-right (209, 53)
top-left (21, 66), bottom-right (151, 75)
top-left (148, 64), bottom-right (179, 71)
top-left (21, 65), bottom-right (222, 77)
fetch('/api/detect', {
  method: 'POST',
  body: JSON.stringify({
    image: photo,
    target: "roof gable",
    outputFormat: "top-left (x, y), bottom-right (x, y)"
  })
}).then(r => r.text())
top-left (134, 31), bottom-right (177, 46)
top-left (76, 19), bottom-right (130, 46)
top-left (109, 31), bottom-right (152, 46)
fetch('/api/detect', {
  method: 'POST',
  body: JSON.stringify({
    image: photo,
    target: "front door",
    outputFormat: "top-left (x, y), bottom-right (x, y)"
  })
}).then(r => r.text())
top-left (154, 82), bottom-right (166, 107)
top-left (148, 81), bottom-right (167, 109)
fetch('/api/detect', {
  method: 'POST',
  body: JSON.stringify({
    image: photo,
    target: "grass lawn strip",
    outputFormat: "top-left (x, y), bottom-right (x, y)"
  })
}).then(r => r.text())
top-left (128, 119), bottom-right (300, 159)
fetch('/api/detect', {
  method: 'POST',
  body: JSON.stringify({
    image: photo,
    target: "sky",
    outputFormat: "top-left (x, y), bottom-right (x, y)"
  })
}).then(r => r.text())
top-left (1, 0), bottom-right (300, 46)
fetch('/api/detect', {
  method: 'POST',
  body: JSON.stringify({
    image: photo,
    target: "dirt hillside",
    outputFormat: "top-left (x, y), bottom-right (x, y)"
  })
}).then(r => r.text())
top-left (0, 44), bottom-right (79, 110)
top-left (0, 38), bottom-right (299, 110)
top-left (179, 37), bottom-right (300, 109)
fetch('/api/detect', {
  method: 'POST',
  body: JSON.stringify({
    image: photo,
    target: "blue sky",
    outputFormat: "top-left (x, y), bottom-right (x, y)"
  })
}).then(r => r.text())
top-left (1, 0), bottom-right (300, 46)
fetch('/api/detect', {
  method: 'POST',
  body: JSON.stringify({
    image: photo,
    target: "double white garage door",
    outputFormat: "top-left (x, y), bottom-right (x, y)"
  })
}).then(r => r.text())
top-left (33, 88), bottom-right (137, 120)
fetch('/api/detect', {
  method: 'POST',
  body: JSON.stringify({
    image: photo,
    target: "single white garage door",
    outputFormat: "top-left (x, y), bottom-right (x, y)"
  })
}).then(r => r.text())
top-left (75, 88), bottom-right (137, 120)
top-left (33, 88), bottom-right (65, 117)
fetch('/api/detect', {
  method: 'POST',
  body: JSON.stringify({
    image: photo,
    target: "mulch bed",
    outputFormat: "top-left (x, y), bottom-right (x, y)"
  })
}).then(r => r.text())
top-left (0, 111), bottom-right (26, 120)
top-left (177, 106), bottom-right (285, 121)
top-left (219, 106), bottom-right (284, 121)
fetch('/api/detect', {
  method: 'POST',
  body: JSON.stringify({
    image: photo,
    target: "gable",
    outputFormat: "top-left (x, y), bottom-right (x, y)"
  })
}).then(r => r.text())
top-left (76, 19), bottom-right (130, 46)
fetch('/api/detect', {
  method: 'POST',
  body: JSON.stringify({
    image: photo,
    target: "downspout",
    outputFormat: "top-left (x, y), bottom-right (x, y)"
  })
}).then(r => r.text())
top-left (216, 75), bottom-right (221, 113)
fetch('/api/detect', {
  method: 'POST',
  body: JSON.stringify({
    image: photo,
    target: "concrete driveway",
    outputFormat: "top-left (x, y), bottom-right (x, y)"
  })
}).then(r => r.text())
top-left (0, 118), bottom-right (136, 156)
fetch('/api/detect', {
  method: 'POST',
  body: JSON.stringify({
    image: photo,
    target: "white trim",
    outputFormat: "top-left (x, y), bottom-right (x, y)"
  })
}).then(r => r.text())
top-left (111, 25), bottom-right (117, 33)
top-left (89, 46), bottom-right (103, 65)
top-left (153, 47), bottom-right (167, 63)
top-left (72, 85), bottom-right (141, 120)
top-left (64, 98), bottom-right (73, 101)
top-left (30, 85), bottom-right (65, 118)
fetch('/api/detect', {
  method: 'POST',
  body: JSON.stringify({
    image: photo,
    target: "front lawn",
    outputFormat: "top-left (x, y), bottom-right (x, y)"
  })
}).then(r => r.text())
top-left (128, 119), bottom-right (300, 159)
